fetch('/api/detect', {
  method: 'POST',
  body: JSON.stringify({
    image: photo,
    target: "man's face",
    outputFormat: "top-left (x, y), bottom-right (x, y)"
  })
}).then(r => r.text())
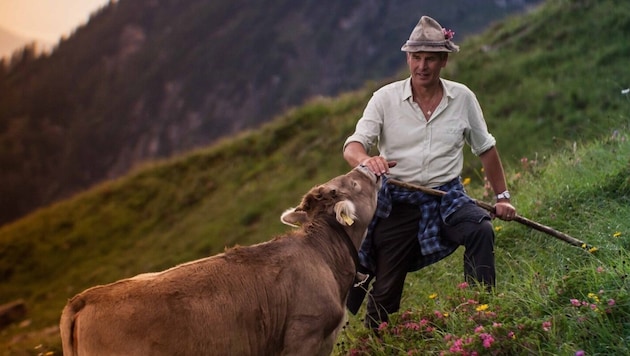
top-left (406, 51), bottom-right (448, 86)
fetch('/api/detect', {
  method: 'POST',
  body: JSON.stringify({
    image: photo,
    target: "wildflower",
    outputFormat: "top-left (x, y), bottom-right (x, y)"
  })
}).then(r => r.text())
top-left (429, 293), bottom-right (438, 299)
top-left (588, 246), bottom-right (598, 253)
top-left (613, 231), bottom-right (622, 238)
top-left (587, 293), bottom-right (600, 303)
top-left (480, 333), bottom-right (495, 348)
top-left (475, 304), bottom-right (489, 312)
top-left (474, 325), bottom-right (485, 333)
top-left (622, 88), bottom-right (630, 95)
top-left (608, 299), bottom-right (616, 306)
top-left (542, 321), bottom-right (552, 332)
top-left (508, 331), bottom-right (516, 339)
top-left (442, 28), bottom-right (455, 40)
top-left (457, 282), bottom-right (469, 289)
top-left (575, 350), bottom-right (585, 356)
top-left (449, 338), bottom-right (464, 353)
top-left (570, 299), bottom-right (581, 307)
top-left (462, 177), bottom-right (471, 186)
top-left (597, 266), bottom-right (605, 273)
top-left (494, 225), bottom-right (503, 232)
top-left (378, 322), bottom-right (388, 331)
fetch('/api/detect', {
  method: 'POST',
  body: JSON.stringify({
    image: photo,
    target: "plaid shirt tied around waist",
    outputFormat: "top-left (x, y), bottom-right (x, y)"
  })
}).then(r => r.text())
top-left (358, 176), bottom-right (475, 273)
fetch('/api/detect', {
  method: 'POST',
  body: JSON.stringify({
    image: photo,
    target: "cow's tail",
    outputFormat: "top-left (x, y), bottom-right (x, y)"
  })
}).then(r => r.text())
top-left (59, 297), bottom-right (85, 356)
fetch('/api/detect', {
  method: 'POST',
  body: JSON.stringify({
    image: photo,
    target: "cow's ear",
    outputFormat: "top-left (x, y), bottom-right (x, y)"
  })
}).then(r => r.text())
top-left (334, 200), bottom-right (356, 226)
top-left (280, 208), bottom-right (308, 227)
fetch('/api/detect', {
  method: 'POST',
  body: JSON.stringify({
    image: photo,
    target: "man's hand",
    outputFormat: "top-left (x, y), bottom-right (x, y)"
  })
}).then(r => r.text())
top-left (360, 157), bottom-right (397, 176)
top-left (494, 201), bottom-right (516, 221)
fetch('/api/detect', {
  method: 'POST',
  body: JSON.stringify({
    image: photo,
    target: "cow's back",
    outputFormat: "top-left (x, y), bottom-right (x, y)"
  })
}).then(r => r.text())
top-left (60, 238), bottom-right (317, 355)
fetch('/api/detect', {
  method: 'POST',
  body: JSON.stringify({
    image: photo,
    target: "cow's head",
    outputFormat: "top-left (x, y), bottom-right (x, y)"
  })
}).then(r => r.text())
top-left (281, 165), bottom-right (380, 231)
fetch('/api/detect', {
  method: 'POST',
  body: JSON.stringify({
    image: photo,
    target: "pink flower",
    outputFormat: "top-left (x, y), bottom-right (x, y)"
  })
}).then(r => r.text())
top-left (570, 299), bottom-right (582, 307)
top-left (480, 333), bottom-right (495, 348)
top-left (404, 322), bottom-right (420, 331)
top-left (442, 28), bottom-right (455, 40)
top-left (608, 299), bottom-right (616, 306)
top-left (449, 338), bottom-right (464, 353)
top-left (542, 321), bottom-right (552, 332)
top-left (457, 282), bottom-right (469, 289)
top-left (597, 266), bottom-right (605, 273)
top-left (575, 351), bottom-right (585, 356)
top-left (474, 325), bottom-right (485, 333)
top-left (378, 322), bottom-right (388, 331)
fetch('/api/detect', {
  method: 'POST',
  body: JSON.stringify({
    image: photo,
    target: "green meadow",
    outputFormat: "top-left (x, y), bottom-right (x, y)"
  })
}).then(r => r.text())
top-left (2, 0), bottom-right (629, 354)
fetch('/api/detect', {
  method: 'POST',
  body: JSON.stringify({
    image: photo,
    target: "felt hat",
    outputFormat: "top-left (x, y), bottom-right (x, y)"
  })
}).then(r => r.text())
top-left (401, 16), bottom-right (459, 53)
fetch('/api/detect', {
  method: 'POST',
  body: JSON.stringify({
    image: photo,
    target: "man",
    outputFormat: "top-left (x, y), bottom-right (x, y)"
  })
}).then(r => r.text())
top-left (342, 16), bottom-right (516, 329)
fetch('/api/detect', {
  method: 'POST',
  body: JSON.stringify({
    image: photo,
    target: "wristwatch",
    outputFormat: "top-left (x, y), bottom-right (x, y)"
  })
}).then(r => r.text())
top-left (496, 190), bottom-right (511, 201)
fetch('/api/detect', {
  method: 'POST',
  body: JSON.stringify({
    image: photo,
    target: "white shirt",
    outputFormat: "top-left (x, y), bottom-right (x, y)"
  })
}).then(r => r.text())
top-left (344, 77), bottom-right (496, 187)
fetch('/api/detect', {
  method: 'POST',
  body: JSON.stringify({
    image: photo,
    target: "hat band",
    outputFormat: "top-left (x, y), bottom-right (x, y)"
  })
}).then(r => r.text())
top-left (404, 40), bottom-right (448, 47)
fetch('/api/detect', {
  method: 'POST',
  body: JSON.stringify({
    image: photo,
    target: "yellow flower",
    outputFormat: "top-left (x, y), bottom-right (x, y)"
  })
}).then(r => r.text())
top-left (494, 226), bottom-right (503, 232)
top-left (476, 304), bottom-right (489, 312)
top-left (588, 293), bottom-right (600, 303)
top-left (429, 293), bottom-right (438, 299)
top-left (443, 312), bottom-right (449, 317)
top-left (462, 177), bottom-right (471, 186)
top-left (613, 231), bottom-right (622, 238)
top-left (588, 246), bottom-right (598, 253)
top-left (581, 243), bottom-right (587, 249)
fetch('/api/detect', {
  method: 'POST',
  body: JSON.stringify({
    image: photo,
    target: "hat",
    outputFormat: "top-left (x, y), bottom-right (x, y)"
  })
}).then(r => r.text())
top-left (401, 16), bottom-right (459, 53)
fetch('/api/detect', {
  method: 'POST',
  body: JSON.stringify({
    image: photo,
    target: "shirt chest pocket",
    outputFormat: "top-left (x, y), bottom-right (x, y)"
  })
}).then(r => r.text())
top-left (430, 126), bottom-right (466, 156)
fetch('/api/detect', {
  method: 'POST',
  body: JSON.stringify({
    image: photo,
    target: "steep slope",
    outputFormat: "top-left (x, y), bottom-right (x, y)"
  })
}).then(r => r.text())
top-left (1, 0), bottom-right (629, 352)
top-left (0, 0), bottom-right (541, 226)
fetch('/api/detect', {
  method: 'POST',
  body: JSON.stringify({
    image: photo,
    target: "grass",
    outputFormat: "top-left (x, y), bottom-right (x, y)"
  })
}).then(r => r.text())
top-left (333, 133), bottom-right (630, 355)
top-left (2, 0), bottom-right (630, 354)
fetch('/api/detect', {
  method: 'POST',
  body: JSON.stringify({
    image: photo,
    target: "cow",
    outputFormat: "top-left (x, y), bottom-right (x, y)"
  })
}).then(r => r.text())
top-left (59, 165), bottom-right (380, 355)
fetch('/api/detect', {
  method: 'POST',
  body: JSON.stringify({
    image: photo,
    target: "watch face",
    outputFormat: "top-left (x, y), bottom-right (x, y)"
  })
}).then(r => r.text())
top-left (500, 192), bottom-right (510, 199)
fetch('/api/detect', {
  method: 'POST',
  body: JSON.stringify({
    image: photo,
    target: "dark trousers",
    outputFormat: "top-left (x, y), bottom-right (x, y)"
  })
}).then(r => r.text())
top-left (365, 202), bottom-right (495, 329)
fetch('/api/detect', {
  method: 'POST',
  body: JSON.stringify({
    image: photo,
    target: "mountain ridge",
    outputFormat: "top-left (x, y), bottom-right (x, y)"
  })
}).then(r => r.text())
top-left (0, 0), bottom-right (542, 226)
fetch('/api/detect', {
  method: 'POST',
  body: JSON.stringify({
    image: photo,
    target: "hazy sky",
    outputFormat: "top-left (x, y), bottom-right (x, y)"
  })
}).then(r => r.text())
top-left (0, 0), bottom-right (111, 43)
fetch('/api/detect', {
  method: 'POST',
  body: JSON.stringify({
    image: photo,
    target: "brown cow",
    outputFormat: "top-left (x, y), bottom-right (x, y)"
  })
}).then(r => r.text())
top-left (59, 165), bottom-right (380, 355)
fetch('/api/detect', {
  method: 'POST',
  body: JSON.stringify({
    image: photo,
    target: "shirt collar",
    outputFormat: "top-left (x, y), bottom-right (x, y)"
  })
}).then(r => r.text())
top-left (403, 77), bottom-right (456, 102)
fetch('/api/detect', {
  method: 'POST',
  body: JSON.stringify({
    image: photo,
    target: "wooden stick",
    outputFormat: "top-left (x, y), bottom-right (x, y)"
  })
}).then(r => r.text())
top-left (387, 179), bottom-right (592, 250)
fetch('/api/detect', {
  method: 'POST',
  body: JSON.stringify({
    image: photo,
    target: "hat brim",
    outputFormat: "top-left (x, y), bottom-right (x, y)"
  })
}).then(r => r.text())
top-left (401, 40), bottom-right (459, 53)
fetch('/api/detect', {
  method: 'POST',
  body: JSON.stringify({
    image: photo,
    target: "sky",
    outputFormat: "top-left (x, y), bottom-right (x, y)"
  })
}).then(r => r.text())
top-left (0, 0), bottom-right (111, 50)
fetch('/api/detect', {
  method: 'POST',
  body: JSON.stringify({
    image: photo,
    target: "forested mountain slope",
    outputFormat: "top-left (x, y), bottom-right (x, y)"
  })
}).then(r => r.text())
top-left (0, 0), bottom-right (541, 226)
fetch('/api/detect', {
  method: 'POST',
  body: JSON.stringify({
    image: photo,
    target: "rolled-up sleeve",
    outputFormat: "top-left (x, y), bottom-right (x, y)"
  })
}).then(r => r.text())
top-left (343, 92), bottom-right (383, 153)
top-left (464, 92), bottom-right (496, 156)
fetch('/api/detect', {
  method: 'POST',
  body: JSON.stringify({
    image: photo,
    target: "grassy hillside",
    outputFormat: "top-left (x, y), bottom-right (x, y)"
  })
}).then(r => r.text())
top-left (1, 0), bottom-right (630, 354)
top-left (336, 134), bottom-right (630, 355)
top-left (0, 0), bottom-right (541, 227)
